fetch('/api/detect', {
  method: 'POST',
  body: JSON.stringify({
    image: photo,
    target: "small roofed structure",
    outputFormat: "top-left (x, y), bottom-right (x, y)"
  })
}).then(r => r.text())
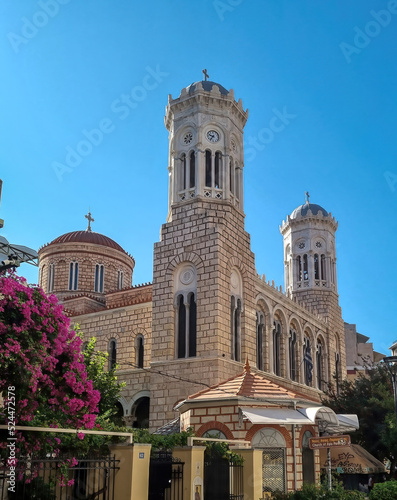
top-left (176, 360), bottom-right (359, 494)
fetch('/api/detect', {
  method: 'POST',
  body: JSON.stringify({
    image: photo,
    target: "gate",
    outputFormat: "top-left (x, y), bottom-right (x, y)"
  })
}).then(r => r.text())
top-left (148, 450), bottom-right (184, 500)
top-left (0, 454), bottom-right (119, 500)
top-left (204, 452), bottom-right (243, 500)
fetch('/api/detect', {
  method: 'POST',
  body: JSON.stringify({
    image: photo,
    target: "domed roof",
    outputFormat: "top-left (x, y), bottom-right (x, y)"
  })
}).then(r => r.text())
top-left (186, 80), bottom-right (229, 96)
top-left (48, 230), bottom-right (126, 253)
top-left (290, 203), bottom-right (328, 219)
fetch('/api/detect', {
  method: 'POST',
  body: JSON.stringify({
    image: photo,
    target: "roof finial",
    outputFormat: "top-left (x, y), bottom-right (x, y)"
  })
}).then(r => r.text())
top-left (305, 191), bottom-right (310, 204)
top-left (244, 357), bottom-right (251, 374)
top-left (202, 68), bottom-right (209, 81)
top-left (85, 210), bottom-right (94, 232)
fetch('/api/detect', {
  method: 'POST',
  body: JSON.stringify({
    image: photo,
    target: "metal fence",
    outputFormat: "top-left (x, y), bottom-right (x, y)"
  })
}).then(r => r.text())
top-left (0, 454), bottom-right (119, 500)
top-left (148, 450), bottom-right (184, 500)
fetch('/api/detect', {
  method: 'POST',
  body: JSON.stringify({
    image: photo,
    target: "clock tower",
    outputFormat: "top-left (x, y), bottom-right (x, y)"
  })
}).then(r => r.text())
top-left (150, 77), bottom-right (258, 429)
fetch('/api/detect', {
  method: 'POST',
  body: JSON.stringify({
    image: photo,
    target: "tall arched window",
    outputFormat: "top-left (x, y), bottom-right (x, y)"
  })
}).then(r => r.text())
top-left (117, 270), bottom-right (124, 290)
top-left (297, 255), bottom-right (302, 282)
top-left (321, 254), bottom-right (326, 281)
top-left (314, 254), bottom-right (320, 280)
top-left (69, 262), bottom-right (78, 291)
top-left (175, 264), bottom-right (197, 359)
top-left (229, 159), bottom-right (234, 195)
top-left (231, 296), bottom-right (242, 361)
top-left (316, 341), bottom-right (324, 390)
top-left (95, 264), bottom-right (104, 292)
top-left (205, 150), bottom-right (212, 187)
top-left (176, 293), bottom-right (197, 359)
top-left (335, 351), bottom-right (341, 394)
top-left (181, 153), bottom-right (187, 190)
top-left (135, 335), bottom-right (144, 369)
top-left (48, 263), bottom-right (55, 292)
top-left (303, 254), bottom-right (308, 281)
top-left (289, 328), bottom-right (297, 381)
top-left (189, 151), bottom-right (195, 188)
top-left (108, 339), bottom-right (117, 371)
top-left (303, 337), bottom-right (313, 386)
top-left (215, 151), bottom-right (221, 188)
top-left (273, 321), bottom-right (281, 376)
top-left (234, 163), bottom-right (240, 200)
top-left (256, 312), bottom-right (265, 370)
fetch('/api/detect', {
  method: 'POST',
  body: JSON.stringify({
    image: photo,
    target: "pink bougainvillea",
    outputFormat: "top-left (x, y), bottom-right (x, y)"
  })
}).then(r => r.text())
top-left (0, 273), bottom-right (100, 457)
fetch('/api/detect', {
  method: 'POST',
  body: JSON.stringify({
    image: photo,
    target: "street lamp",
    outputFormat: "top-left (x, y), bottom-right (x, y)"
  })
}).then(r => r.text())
top-left (382, 356), bottom-right (397, 420)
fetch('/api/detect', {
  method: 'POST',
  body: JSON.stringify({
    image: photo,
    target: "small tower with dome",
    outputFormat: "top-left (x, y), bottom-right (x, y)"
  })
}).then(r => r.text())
top-left (38, 213), bottom-right (135, 304)
top-left (280, 194), bottom-right (345, 384)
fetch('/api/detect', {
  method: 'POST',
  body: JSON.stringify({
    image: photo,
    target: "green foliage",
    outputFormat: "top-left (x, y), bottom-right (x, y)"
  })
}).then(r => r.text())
top-left (79, 333), bottom-right (125, 419)
top-left (370, 480), bottom-right (397, 499)
top-left (204, 440), bottom-right (245, 465)
top-left (323, 364), bottom-right (396, 466)
top-left (9, 477), bottom-right (56, 499)
top-left (132, 427), bottom-right (194, 450)
top-left (272, 480), bottom-right (365, 499)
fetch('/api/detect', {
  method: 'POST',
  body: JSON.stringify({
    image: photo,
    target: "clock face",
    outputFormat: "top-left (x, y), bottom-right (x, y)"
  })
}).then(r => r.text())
top-left (207, 130), bottom-right (220, 143)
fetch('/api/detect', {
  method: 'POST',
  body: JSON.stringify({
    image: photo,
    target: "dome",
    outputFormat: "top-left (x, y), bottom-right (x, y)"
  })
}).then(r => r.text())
top-left (185, 80), bottom-right (229, 96)
top-left (48, 230), bottom-right (127, 253)
top-left (290, 203), bottom-right (328, 219)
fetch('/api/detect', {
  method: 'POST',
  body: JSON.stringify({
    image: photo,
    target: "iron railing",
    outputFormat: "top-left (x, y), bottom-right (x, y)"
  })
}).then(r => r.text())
top-left (0, 454), bottom-right (119, 500)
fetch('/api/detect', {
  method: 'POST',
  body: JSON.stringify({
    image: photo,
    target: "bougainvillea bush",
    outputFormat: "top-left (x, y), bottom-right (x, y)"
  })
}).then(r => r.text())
top-left (0, 273), bottom-right (101, 458)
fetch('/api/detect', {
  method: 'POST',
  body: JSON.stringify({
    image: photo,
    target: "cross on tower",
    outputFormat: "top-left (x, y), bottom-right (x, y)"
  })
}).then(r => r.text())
top-left (305, 191), bottom-right (310, 204)
top-left (85, 210), bottom-right (94, 232)
top-left (202, 69), bottom-right (209, 81)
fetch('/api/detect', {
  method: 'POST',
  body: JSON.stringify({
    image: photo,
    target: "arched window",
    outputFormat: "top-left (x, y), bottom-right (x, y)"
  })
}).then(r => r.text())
top-left (321, 254), bottom-right (326, 281)
top-left (215, 152), bottom-right (222, 188)
top-left (303, 254), bottom-right (308, 281)
top-left (256, 312), bottom-right (265, 370)
top-left (289, 328), bottom-right (297, 381)
top-left (69, 262), bottom-right (78, 291)
top-left (229, 159), bottom-right (234, 195)
top-left (117, 270), bottom-right (124, 290)
top-left (135, 335), bottom-right (144, 369)
top-left (234, 163), bottom-right (240, 200)
top-left (181, 153), bottom-right (187, 190)
top-left (108, 339), bottom-right (117, 371)
top-left (314, 254), bottom-right (319, 280)
top-left (231, 296), bottom-right (241, 362)
top-left (302, 431), bottom-right (315, 484)
top-left (95, 264), bottom-right (104, 292)
top-left (303, 337), bottom-right (313, 386)
top-left (273, 321), bottom-right (281, 376)
top-left (205, 150), bottom-right (212, 187)
top-left (189, 151), bottom-right (195, 188)
top-left (297, 255), bottom-right (302, 282)
top-left (316, 340), bottom-right (325, 390)
top-left (335, 350), bottom-right (341, 395)
top-left (48, 263), bottom-right (55, 292)
top-left (176, 293), bottom-right (197, 359)
top-left (252, 428), bottom-right (286, 494)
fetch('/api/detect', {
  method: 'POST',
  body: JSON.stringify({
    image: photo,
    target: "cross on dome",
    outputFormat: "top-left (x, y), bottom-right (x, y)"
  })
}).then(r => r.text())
top-left (202, 68), bottom-right (209, 81)
top-left (85, 210), bottom-right (94, 232)
top-left (305, 191), bottom-right (310, 204)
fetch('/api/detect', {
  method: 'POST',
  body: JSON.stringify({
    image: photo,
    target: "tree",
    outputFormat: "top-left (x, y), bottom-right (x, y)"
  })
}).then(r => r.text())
top-left (323, 365), bottom-right (397, 474)
top-left (0, 273), bottom-right (101, 458)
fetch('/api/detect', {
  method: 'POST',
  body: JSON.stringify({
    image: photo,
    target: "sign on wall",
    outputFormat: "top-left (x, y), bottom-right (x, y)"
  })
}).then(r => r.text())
top-left (309, 435), bottom-right (351, 450)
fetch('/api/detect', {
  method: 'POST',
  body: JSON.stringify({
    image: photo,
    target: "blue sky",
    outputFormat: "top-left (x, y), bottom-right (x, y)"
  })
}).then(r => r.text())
top-left (1, 0), bottom-right (396, 355)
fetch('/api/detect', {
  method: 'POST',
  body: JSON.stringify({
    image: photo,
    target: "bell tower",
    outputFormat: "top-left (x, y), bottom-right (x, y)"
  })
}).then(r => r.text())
top-left (164, 73), bottom-right (248, 221)
top-left (150, 76), bottom-right (257, 430)
top-left (280, 196), bottom-right (345, 386)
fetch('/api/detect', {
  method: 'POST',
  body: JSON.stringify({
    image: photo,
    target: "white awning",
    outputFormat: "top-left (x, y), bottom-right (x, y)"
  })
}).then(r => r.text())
top-left (241, 407), bottom-right (359, 433)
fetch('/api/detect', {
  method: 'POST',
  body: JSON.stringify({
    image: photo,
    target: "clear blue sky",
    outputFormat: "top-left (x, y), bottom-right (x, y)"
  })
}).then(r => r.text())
top-left (1, 0), bottom-right (396, 355)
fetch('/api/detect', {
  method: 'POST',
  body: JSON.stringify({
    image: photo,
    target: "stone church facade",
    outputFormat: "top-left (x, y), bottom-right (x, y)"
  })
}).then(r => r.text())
top-left (38, 79), bottom-right (348, 434)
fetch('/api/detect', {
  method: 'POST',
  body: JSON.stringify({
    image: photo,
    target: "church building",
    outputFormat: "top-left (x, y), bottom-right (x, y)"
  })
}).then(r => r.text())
top-left (38, 77), bottom-right (360, 491)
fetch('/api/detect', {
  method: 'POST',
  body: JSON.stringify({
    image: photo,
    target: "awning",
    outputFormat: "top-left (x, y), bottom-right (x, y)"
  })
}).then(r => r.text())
top-left (319, 444), bottom-right (386, 474)
top-left (241, 407), bottom-right (359, 433)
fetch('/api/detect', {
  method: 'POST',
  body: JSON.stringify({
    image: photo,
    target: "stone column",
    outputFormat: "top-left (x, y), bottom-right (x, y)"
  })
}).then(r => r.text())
top-left (173, 446), bottom-right (206, 500)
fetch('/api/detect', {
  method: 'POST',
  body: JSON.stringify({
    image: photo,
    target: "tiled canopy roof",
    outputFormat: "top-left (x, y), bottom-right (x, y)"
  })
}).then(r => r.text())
top-left (187, 360), bottom-right (315, 402)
